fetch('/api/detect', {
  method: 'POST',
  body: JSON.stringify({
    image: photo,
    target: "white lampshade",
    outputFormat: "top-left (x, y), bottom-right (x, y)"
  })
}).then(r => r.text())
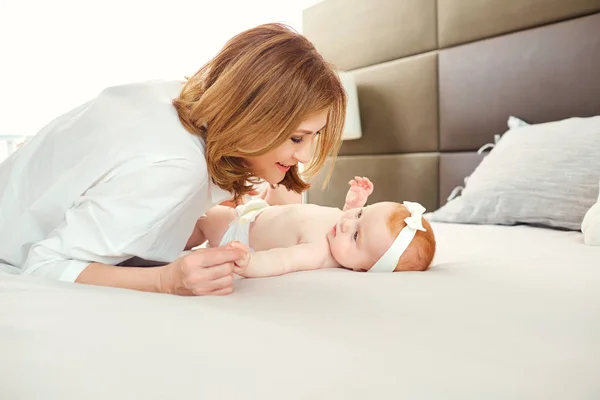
top-left (338, 71), bottom-right (362, 140)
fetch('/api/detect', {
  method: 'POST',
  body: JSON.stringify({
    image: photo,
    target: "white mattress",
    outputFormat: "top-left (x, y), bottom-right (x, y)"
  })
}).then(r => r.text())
top-left (1, 223), bottom-right (599, 400)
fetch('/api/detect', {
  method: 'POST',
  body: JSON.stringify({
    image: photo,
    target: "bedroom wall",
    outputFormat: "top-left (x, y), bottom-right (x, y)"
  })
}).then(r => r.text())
top-left (0, 0), bottom-right (323, 163)
top-left (0, 0), bottom-right (321, 138)
top-left (302, 0), bottom-right (600, 211)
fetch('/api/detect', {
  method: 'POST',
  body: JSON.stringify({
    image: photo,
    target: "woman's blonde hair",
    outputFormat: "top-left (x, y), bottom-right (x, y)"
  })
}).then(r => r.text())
top-left (387, 204), bottom-right (436, 271)
top-left (173, 23), bottom-right (347, 202)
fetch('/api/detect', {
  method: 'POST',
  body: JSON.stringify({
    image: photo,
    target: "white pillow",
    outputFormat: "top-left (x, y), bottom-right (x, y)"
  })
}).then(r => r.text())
top-left (581, 180), bottom-right (600, 246)
top-left (507, 115), bottom-right (530, 129)
top-left (430, 115), bottom-right (600, 231)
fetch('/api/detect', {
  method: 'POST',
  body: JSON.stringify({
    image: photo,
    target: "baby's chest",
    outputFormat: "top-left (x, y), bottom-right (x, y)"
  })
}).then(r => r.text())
top-left (250, 214), bottom-right (326, 250)
top-left (249, 217), bottom-right (303, 250)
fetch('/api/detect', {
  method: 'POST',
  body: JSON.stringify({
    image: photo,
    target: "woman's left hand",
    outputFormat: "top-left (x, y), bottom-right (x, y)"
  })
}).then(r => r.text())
top-left (158, 245), bottom-right (247, 296)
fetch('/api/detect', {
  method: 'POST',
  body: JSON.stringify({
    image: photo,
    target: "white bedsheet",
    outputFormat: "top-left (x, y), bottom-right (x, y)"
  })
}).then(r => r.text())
top-left (1, 223), bottom-right (599, 400)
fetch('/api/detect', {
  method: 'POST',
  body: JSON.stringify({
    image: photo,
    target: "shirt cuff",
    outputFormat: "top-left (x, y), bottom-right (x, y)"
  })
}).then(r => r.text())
top-left (23, 258), bottom-right (91, 283)
top-left (58, 260), bottom-right (92, 282)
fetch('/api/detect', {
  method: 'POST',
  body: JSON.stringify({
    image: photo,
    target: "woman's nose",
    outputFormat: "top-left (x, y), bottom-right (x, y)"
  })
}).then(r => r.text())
top-left (293, 143), bottom-right (312, 164)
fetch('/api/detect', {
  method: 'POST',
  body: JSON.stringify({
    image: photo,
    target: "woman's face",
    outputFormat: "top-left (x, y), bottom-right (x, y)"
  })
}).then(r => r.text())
top-left (245, 110), bottom-right (328, 185)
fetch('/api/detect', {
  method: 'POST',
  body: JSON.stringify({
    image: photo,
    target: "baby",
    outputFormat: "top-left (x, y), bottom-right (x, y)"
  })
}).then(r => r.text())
top-left (195, 177), bottom-right (436, 277)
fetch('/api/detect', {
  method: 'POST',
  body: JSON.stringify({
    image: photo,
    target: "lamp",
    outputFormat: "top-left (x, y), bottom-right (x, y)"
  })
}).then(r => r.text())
top-left (338, 71), bottom-right (362, 140)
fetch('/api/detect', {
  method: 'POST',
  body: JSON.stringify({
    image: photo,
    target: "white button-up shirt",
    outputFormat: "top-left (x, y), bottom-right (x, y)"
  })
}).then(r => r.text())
top-left (0, 80), bottom-right (232, 281)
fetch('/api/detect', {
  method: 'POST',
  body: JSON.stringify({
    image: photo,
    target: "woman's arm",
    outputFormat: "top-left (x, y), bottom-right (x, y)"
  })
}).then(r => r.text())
top-left (76, 262), bottom-right (163, 292)
top-left (20, 159), bottom-right (245, 295)
top-left (76, 246), bottom-right (246, 295)
top-left (185, 220), bottom-right (206, 250)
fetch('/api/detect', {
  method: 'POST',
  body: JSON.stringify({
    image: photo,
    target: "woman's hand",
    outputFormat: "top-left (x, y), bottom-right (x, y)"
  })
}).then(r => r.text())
top-left (227, 241), bottom-right (253, 275)
top-left (158, 245), bottom-right (247, 296)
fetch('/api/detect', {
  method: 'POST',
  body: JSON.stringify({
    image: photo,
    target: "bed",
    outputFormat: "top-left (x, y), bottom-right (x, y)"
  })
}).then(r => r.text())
top-left (2, 0), bottom-right (600, 399)
top-left (2, 223), bottom-right (599, 399)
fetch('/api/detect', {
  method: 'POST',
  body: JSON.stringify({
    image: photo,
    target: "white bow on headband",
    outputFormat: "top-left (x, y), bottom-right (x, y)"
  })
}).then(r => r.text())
top-left (369, 201), bottom-right (427, 273)
top-left (403, 201), bottom-right (427, 232)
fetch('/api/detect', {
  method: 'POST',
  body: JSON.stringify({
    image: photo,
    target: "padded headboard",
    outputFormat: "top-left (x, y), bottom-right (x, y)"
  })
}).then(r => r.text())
top-left (302, 0), bottom-right (600, 211)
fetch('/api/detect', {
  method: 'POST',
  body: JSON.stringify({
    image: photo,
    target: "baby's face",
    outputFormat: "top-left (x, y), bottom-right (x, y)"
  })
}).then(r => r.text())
top-left (327, 202), bottom-right (397, 271)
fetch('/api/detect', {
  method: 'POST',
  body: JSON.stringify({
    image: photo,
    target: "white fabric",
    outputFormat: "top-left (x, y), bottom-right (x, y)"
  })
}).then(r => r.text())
top-left (369, 201), bottom-right (426, 273)
top-left (218, 199), bottom-right (270, 247)
top-left (507, 115), bottom-right (530, 129)
top-left (1, 222), bottom-right (599, 399)
top-left (582, 180), bottom-right (600, 246)
top-left (0, 80), bottom-right (231, 282)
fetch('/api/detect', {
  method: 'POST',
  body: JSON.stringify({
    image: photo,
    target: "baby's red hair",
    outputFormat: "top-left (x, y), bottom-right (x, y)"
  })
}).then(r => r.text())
top-left (386, 203), bottom-right (436, 271)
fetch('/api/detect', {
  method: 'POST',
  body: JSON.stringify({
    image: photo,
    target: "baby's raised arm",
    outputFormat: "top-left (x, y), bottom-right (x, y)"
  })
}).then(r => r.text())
top-left (231, 242), bottom-right (330, 278)
top-left (343, 176), bottom-right (374, 211)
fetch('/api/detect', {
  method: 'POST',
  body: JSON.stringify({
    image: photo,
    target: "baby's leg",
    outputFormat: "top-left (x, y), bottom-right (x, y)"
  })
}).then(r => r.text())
top-left (197, 205), bottom-right (238, 247)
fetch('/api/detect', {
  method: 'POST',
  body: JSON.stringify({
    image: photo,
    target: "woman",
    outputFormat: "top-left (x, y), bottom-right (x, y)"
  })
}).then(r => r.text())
top-left (0, 23), bottom-right (347, 296)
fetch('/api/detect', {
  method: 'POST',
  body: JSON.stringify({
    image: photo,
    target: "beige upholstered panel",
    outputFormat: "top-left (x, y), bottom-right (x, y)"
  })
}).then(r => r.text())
top-left (307, 154), bottom-right (439, 212)
top-left (438, 0), bottom-right (600, 48)
top-left (438, 152), bottom-right (485, 208)
top-left (439, 12), bottom-right (600, 151)
top-left (340, 52), bottom-right (439, 156)
top-left (303, 0), bottom-right (437, 71)
top-left (304, 1), bottom-right (600, 212)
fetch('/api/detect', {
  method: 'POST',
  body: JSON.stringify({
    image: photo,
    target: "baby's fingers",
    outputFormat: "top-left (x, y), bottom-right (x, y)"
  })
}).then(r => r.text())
top-left (359, 177), bottom-right (373, 189)
top-left (233, 252), bottom-right (251, 272)
top-left (226, 241), bottom-right (251, 254)
top-left (353, 176), bottom-right (366, 186)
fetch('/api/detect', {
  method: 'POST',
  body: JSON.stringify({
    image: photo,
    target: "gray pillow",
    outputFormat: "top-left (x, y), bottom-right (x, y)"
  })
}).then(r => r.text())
top-left (429, 115), bottom-right (600, 231)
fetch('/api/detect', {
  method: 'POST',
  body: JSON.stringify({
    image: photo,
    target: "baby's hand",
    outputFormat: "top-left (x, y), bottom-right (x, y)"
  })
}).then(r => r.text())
top-left (226, 241), bottom-right (252, 273)
top-left (344, 176), bottom-right (374, 209)
top-left (349, 176), bottom-right (374, 195)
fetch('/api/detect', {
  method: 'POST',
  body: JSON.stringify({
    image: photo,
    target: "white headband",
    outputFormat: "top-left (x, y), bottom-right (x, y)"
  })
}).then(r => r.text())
top-left (368, 201), bottom-right (427, 273)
